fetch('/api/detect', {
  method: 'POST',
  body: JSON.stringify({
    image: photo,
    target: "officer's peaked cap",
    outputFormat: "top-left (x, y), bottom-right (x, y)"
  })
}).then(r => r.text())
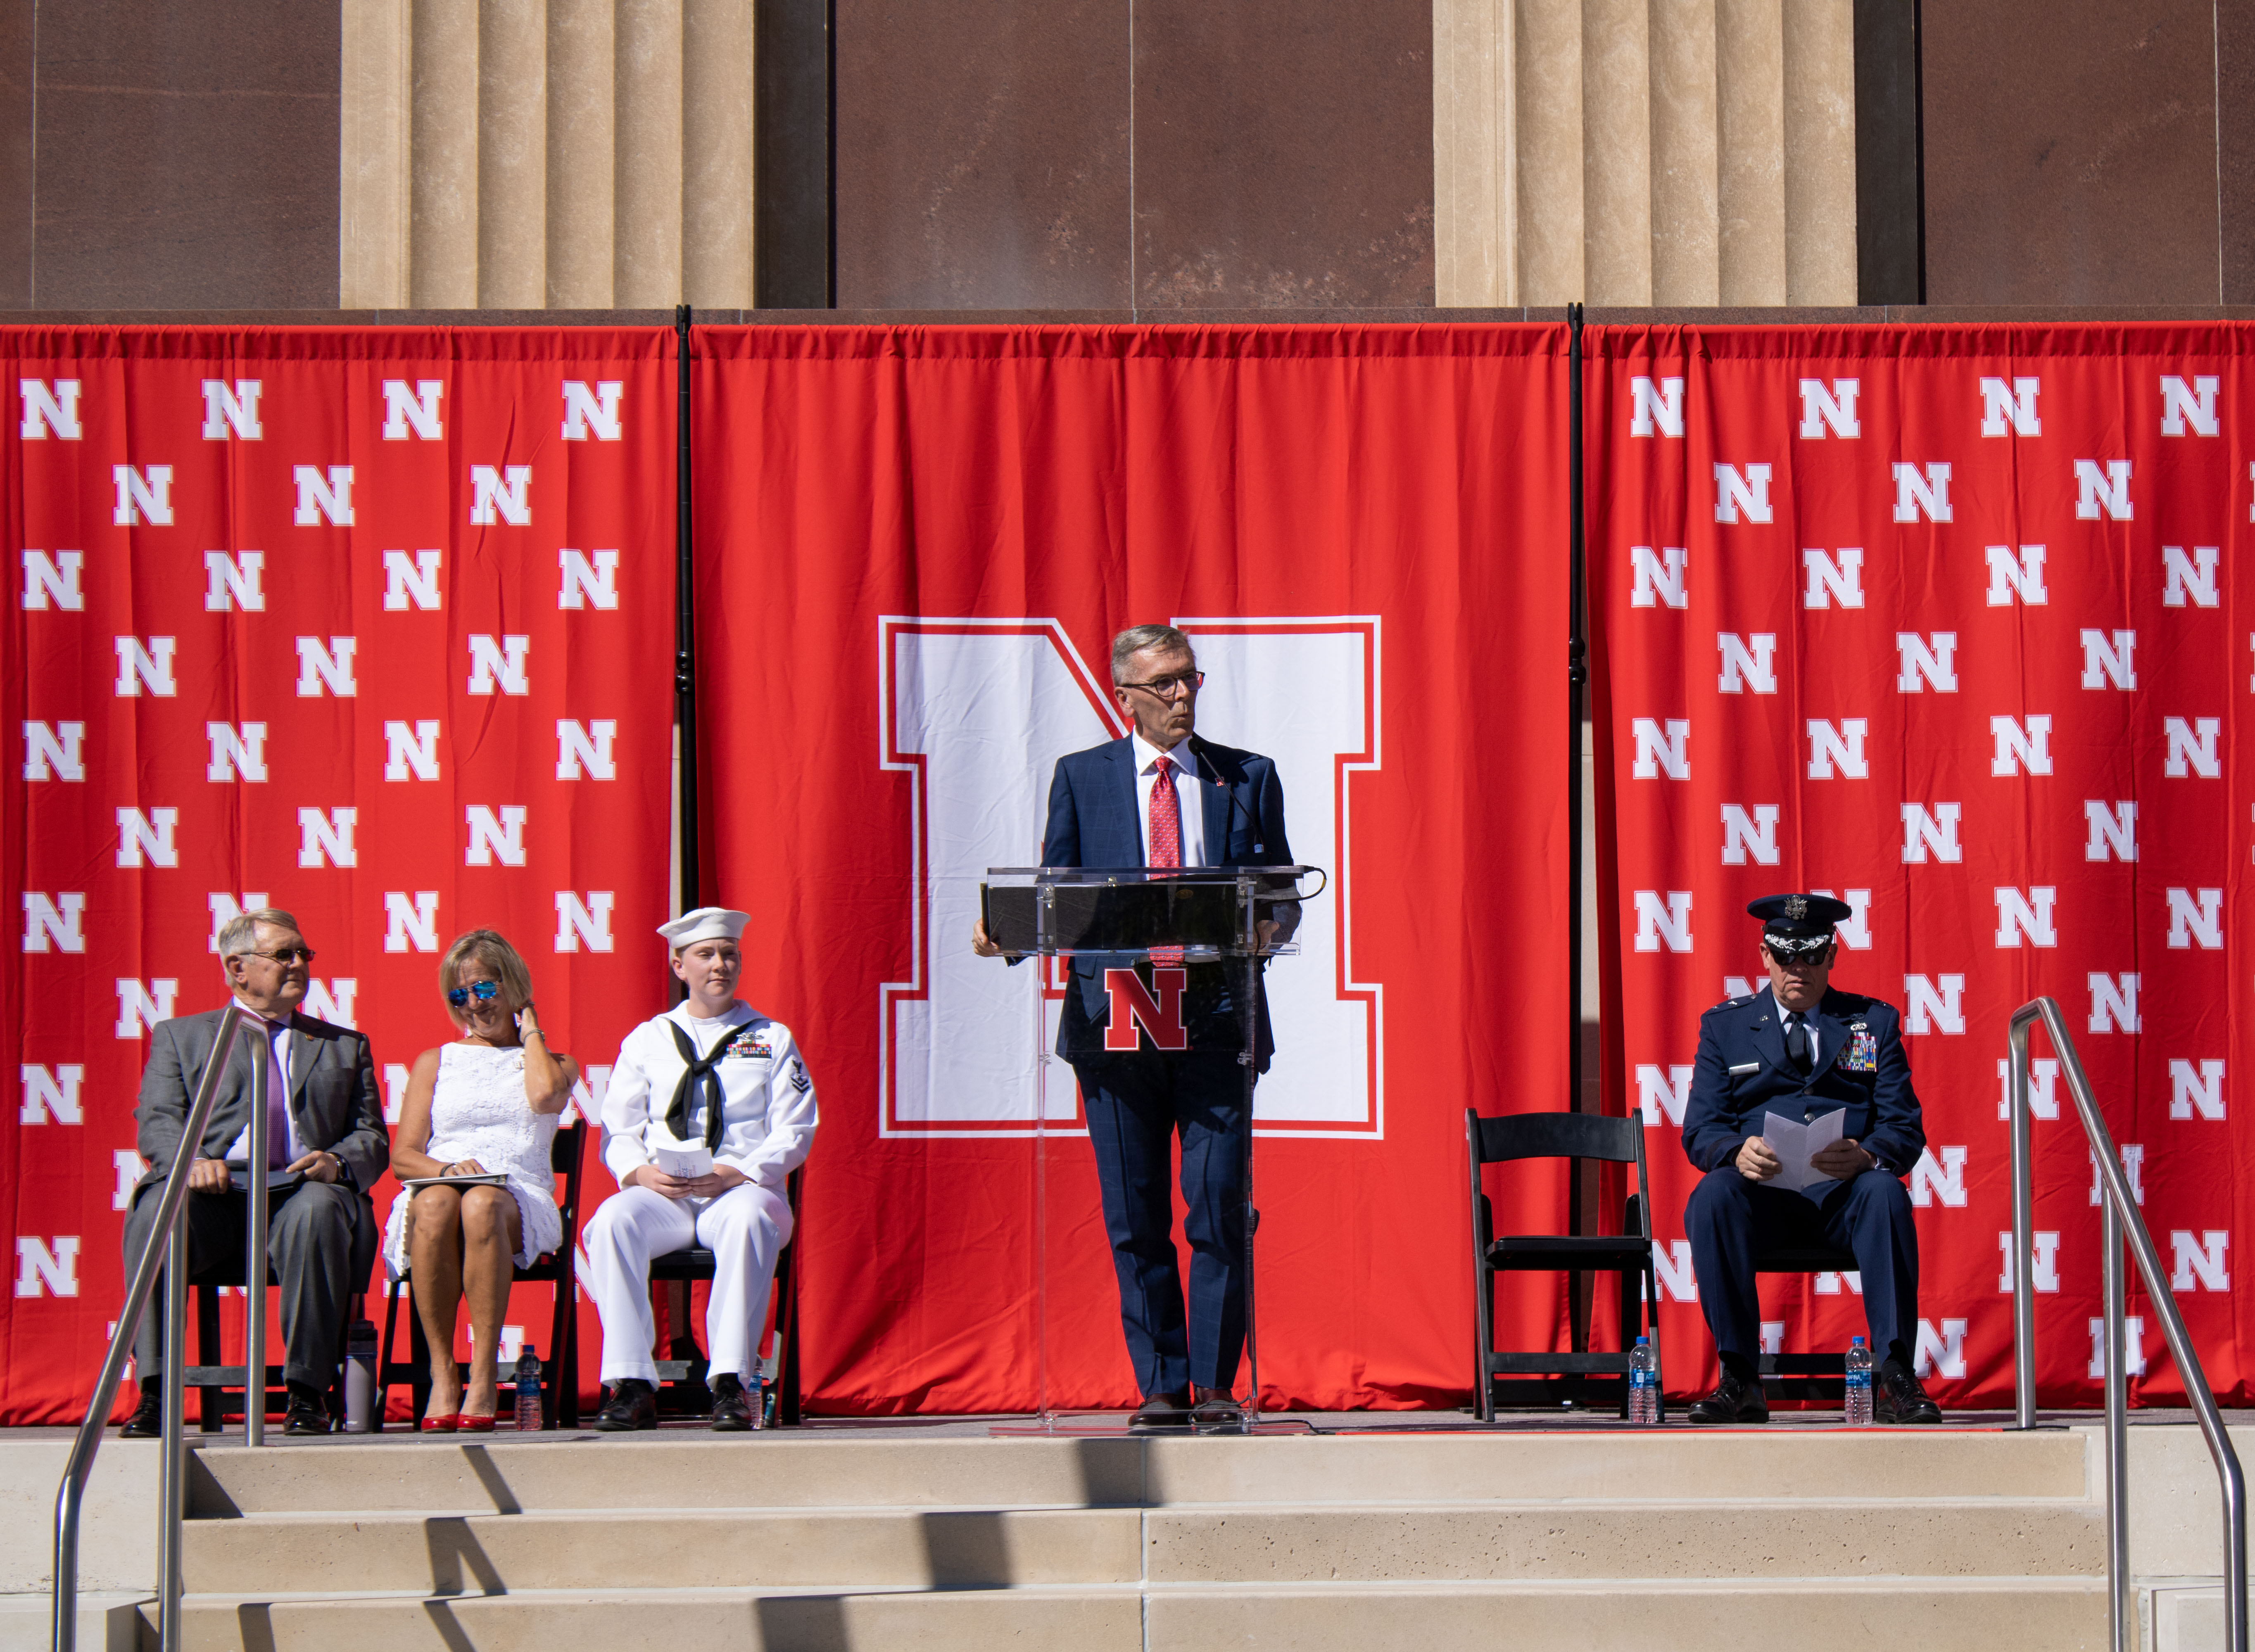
top-left (1746, 892), bottom-right (1851, 938)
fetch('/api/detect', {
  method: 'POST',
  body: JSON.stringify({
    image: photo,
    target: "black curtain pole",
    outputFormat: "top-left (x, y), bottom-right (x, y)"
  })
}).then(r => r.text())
top-left (675, 304), bottom-right (699, 917)
top-left (1566, 301), bottom-right (1586, 1119)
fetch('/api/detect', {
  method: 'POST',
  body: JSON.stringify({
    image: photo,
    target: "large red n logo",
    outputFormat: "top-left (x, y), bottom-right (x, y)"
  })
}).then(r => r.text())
top-left (1104, 967), bottom-right (1189, 1051)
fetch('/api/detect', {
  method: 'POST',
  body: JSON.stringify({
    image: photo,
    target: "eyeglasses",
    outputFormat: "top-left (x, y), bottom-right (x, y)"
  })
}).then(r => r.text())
top-left (446, 980), bottom-right (502, 1007)
top-left (1763, 937), bottom-right (1834, 965)
top-left (1118, 671), bottom-right (1205, 700)
top-left (242, 947), bottom-right (316, 966)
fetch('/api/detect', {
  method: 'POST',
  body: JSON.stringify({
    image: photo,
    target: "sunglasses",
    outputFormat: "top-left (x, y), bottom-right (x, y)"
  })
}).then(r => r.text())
top-left (446, 980), bottom-right (502, 1007)
top-left (1763, 936), bottom-right (1834, 964)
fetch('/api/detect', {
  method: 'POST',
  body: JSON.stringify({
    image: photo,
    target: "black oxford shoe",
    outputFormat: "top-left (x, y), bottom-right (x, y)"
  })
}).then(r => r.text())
top-left (1875, 1361), bottom-right (1942, 1425)
top-left (1685, 1366), bottom-right (1769, 1426)
top-left (283, 1382), bottom-right (333, 1436)
top-left (119, 1389), bottom-right (164, 1438)
top-left (1129, 1390), bottom-right (1193, 1429)
top-left (1190, 1386), bottom-right (1245, 1431)
top-left (710, 1372), bottom-right (757, 1431)
top-left (594, 1378), bottom-right (658, 1431)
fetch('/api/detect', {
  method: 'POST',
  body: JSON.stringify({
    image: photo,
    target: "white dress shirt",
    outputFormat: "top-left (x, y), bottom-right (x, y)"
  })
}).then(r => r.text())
top-left (601, 1001), bottom-right (819, 1194)
top-left (1130, 730), bottom-right (1207, 868)
top-left (223, 1004), bottom-right (302, 1165)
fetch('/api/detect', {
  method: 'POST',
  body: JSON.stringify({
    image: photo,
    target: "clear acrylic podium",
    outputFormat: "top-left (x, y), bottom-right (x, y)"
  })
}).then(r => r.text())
top-left (979, 864), bottom-right (1321, 1435)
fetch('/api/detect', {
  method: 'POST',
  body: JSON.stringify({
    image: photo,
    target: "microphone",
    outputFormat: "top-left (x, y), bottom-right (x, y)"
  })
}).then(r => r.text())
top-left (1194, 741), bottom-right (1297, 946)
top-left (1193, 739), bottom-right (1256, 859)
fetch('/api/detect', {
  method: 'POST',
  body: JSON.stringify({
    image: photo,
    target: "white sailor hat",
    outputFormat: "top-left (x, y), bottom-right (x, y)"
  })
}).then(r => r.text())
top-left (656, 907), bottom-right (750, 949)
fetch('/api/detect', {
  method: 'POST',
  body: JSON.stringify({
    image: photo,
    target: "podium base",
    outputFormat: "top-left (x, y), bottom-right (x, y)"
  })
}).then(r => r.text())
top-left (986, 1410), bottom-right (1320, 1438)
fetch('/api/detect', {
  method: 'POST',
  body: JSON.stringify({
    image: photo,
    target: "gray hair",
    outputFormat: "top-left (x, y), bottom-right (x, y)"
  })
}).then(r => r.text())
top-left (216, 907), bottom-right (302, 961)
top-left (1110, 624), bottom-right (1195, 685)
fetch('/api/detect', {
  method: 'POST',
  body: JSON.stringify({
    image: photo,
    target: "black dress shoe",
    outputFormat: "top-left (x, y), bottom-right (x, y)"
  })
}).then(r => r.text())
top-left (710, 1372), bottom-right (758, 1431)
top-left (594, 1378), bottom-right (658, 1431)
top-left (283, 1382), bottom-right (333, 1436)
top-left (1685, 1366), bottom-right (1769, 1426)
top-left (119, 1388), bottom-right (164, 1438)
top-left (1129, 1391), bottom-right (1193, 1429)
top-left (1875, 1360), bottom-right (1942, 1425)
top-left (1190, 1386), bottom-right (1245, 1431)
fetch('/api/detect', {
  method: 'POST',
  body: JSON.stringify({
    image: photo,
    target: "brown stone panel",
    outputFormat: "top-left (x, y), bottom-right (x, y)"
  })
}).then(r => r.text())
top-left (1922, 0), bottom-right (2219, 306)
top-left (2221, 6), bottom-right (2255, 304)
top-left (0, 0), bottom-right (30, 307)
top-left (1132, 0), bottom-right (1433, 309)
top-left (833, 0), bottom-right (1131, 309)
top-left (31, 0), bottom-right (340, 309)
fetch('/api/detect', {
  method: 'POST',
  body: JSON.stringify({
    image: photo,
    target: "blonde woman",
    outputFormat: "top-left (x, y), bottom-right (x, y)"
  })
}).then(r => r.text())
top-left (386, 930), bottom-right (577, 1430)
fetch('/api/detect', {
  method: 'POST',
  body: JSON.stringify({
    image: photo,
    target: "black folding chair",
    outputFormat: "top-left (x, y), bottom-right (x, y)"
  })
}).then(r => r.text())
top-left (1753, 1241), bottom-right (1862, 1400)
top-left (380, 1121), bottom-right (590, 1428)
top-left (1468, 1109), bottom-right (1661, 1421)
top-left (186, 1265), bottom-right (356, 1430)
top-left (648, 1165), bottom-right (805, 1427)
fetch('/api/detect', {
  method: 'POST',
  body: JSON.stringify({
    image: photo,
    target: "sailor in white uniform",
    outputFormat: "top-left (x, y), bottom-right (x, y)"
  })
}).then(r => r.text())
top-left (584, 907), bottom-right (819, 1430)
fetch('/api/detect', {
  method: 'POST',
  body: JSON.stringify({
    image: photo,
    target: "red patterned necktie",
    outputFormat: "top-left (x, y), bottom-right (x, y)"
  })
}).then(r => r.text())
top-left (1149, 755), bottom-right (1183, 964)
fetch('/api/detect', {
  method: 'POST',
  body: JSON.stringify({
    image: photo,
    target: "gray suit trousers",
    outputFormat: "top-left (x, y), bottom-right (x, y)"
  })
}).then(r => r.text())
top-left (120, 1179), bottom-right (374, 1390)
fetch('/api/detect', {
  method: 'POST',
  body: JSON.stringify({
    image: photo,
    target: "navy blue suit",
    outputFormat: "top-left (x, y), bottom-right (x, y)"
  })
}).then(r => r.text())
top-left (1042, 733), bottom-right (1293, 1396)
top-left (1680, 986), bottom-right (1927, 1365)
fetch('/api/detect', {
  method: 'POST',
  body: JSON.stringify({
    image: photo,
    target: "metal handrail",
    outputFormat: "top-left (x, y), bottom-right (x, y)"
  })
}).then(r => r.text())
top-left (2008, 996), bottom-right (2248, 1652)
top-left (53, 1002), bottom-right (271, 1652)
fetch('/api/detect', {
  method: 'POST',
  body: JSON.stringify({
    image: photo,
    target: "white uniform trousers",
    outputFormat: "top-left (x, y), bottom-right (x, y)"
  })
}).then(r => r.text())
top-left (584, 1182), bottom-right (794, 1384)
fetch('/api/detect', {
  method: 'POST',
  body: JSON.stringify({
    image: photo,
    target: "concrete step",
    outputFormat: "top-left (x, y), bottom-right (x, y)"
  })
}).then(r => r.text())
top-left (179, 1497), bottom-right (2104, 1595)
top-left (185, 1428), bottom-right (2092, 1517)
top-left (151, 1576), bottom-right (2112, 1652)
top-left (183, 1507), bottom-right (1143, 1593)
top-left (0, 1590), bottom-right (148, 1652)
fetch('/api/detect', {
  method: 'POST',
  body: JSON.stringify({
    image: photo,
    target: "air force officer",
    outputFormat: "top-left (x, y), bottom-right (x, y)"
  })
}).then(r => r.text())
top-left (1680, 893), bottom-right (1941, 1427)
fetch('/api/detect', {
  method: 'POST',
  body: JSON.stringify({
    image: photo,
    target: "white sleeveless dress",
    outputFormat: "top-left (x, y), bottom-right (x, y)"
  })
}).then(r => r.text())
top-left (381, 1043), bottom-right (563, 1277)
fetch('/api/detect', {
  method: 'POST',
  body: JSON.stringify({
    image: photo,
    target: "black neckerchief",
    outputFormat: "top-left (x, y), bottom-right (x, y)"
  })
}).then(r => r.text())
top-left (664, 1018), bottom-right (735, 1150)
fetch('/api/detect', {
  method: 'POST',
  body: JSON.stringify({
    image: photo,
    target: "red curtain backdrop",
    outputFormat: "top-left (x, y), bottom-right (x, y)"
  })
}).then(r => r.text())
top-left (1589, 323), bottom-right (2255, 1406)
top-left (0, 327), bottom-right (675, 1423)
top-left (692, 323), bottom-right (1572, 1413)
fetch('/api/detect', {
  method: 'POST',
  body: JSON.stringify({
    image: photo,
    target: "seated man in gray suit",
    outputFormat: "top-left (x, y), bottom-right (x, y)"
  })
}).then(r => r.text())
top-left (118, 908), bottom-right (387, 1436)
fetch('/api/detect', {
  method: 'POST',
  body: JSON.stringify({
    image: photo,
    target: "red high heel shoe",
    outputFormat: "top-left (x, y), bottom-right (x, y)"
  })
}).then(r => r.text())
top-left (456, 1414), bottom-right (497, 1433)
top-left (421, 1413), bottom-right (460, 1433)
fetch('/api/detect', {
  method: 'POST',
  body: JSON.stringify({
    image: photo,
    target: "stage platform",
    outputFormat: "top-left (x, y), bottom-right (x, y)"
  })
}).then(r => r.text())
top-left (5, 1410), bottom-right (2248, 1651)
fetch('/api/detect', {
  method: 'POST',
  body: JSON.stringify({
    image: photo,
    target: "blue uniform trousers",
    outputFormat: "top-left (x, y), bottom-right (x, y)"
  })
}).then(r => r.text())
top-left (1073, 1051), bottom-right (1247, 1397)
top-left (1685, 1165), bottom-right (1919, 1362)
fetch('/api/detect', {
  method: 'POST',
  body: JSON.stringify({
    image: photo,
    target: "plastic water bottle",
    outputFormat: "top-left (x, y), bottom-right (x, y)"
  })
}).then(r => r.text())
top-left (512, 1348), bottom-right (542, 1431)
top-left (1628, 1336), bottom-right (1660, 1424)
top-left (343, 1319), bottom-right (378, 1433)
top-left (1844, 1335), bottom-right (1874, 1426)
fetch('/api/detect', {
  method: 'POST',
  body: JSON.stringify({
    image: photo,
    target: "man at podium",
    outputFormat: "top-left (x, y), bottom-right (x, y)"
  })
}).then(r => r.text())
top-left (1679, 893), bottom-right (1940, 1426)
top-left (972, 624), bottom-right (1293, 1428)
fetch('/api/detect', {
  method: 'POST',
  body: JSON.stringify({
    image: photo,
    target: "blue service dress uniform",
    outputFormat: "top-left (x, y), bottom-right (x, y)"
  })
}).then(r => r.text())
top-left (1680, 986), bottom-right (1927, 1363)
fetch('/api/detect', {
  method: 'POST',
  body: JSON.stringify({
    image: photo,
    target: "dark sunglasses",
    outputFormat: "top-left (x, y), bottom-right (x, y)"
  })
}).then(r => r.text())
top-left (446, 980), bottom-right (501, 1007)
top-left (1763, 936), bottom-right (1834, 964)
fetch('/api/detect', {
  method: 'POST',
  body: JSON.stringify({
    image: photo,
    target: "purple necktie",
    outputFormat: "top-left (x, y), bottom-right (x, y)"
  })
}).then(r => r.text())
top-left (264, 1021), bottom-right (290, 1168)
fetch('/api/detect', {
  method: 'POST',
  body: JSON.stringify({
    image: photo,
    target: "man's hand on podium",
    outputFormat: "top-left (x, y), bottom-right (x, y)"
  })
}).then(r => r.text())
top-left (971, 918), bottom-right (1002, 959)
